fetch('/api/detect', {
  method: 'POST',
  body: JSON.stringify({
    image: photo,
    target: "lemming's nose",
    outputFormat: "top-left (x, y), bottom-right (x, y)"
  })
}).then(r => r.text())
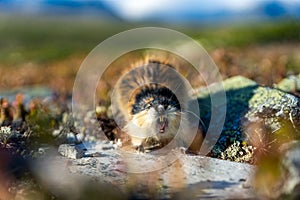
top-left (157, 104), bottom-right (164, 114)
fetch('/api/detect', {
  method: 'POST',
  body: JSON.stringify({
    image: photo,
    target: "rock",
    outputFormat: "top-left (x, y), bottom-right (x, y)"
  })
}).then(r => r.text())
top-left (58, 144), bottom-right (85, 159)
top-left (275, 74), bottom-right (300, 94)
top-left (280, 141), bottom-right (300, 199)
top-left (196, 76), bottom-right (300, 159)
top-left (35, 146), bottom-right (257, 199)
top-left (32, 155), bottom-right (124, 200)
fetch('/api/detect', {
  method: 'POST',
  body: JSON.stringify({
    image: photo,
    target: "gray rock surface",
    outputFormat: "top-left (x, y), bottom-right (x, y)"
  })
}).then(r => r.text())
top-left (37, 143), bottom-right (257, 199)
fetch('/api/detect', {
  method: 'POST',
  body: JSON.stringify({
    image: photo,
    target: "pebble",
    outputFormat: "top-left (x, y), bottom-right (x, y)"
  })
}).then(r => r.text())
top-left (58, 144), bottom-right (85, 159)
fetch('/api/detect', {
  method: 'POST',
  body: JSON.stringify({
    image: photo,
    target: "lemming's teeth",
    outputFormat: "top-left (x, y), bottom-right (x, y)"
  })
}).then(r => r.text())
top-left (159, 116), bottom-right (164, 122)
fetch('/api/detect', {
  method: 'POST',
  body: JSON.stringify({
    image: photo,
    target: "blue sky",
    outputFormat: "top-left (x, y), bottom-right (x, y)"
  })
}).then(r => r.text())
top-left (1, 0), bottom-right (300, 22)
top-left (102, 0), bottom-right (257, 20)
top-left (104, 0), bottom-right (300, 20)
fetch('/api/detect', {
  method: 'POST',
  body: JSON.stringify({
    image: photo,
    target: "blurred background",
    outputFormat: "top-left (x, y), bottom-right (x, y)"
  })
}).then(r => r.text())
top-left (1, 0), bottom-right (300, 96)
top-left (1, 1), bottom-right (300, 199)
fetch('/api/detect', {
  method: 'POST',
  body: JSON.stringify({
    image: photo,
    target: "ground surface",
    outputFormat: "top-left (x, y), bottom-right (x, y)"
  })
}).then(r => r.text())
top-left (38, 142), bottom-right (256, 199)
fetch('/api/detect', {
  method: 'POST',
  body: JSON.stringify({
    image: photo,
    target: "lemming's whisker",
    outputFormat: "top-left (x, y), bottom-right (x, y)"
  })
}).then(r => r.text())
top-left (175, 114), bottom-right (197, 124)
top-left (173, 102), bottom-right (212, 110)
top-left (178, 110), bottom-right (207, 131)
top-left (171, 114), bottom-right (204, 134)
top-left (175, 115), bottom-right (190, 122)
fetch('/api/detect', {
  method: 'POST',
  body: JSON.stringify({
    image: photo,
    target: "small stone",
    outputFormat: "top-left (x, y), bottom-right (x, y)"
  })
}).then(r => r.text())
top-left (242, 182), bottom-right (252, 189)
top-left (52, 129), bottom-right (61, 137)
top-left (89, 152), bottom-right (103, 157)
top-left (38, 147), bottom-right (51, 156)
top-left (58, 144), bottom-right (85, 159)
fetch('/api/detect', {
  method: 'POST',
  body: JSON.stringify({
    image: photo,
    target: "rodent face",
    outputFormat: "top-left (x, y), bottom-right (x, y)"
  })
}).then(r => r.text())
top-left (126, 84), bottom-right (181, 146)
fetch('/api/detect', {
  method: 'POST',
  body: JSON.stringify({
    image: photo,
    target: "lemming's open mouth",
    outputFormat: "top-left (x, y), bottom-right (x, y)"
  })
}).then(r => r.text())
top-left (158, 116), bottom-right (168, 133)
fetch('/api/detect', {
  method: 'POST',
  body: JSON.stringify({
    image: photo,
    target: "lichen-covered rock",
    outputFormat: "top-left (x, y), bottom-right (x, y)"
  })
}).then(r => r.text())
top-left (197, 76), bottom-right (300, 160)
top-left (275, 74), bottom-right (300, 94)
